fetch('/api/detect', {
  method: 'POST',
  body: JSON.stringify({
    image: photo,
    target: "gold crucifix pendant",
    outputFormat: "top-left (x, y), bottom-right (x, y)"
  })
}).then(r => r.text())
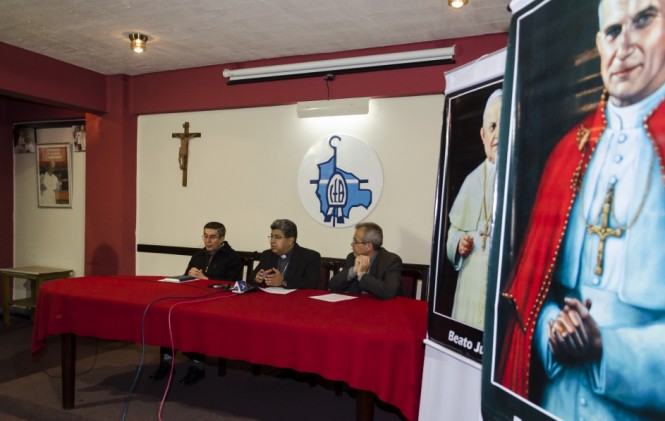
top-left (587, 184), bottom-right (623, 276)
top-left (480, 230), bottom-right (488, 251)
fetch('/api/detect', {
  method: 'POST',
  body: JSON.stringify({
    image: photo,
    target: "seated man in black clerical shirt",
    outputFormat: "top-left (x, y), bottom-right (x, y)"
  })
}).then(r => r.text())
top-left (329, 222), bottom-right (403, 300)
top-left (250, 219), bottom-right (321, 289)
top-left (151, 221), bottom-right (242, 385)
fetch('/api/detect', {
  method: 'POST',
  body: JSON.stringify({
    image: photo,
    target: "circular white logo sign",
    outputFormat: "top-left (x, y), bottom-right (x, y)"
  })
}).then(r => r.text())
top-left (298, 134), bottom-right (383, 228)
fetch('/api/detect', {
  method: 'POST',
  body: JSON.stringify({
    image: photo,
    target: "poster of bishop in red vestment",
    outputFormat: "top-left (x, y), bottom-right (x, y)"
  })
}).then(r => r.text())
top-left (482, 0), bottom-right (665, 420)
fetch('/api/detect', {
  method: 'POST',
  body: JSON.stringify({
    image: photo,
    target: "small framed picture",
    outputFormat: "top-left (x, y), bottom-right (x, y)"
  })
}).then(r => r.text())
top-left (72, 124), bottom-right (86, 152)
top-left (36, 144), bottom-right (72, 208)
top-left (13, 126), bottom-right (36, 153)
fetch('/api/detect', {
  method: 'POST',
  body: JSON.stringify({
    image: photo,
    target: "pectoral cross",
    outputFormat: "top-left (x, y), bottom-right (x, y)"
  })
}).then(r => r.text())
top-left (480, 229), bottom-right (490, 251)
top-left (587, 184), bottom-right (623, 276)
top-left (171, 122), bottom-right (201, 186)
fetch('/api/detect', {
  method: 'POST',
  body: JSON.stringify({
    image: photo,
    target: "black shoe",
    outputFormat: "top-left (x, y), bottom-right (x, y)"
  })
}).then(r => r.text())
top-left (150, 361), bottom-right (173, 381)
top-left (179, 365), bottom-right (205, 385)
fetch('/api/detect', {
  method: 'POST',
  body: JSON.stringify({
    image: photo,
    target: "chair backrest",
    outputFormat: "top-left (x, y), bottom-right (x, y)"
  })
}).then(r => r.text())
top-left (400, 264), bottom-right (429, 301)
top-left (318, 257), bottom-right (344, 290)
top-left (238, 251), bottom-right (261, 281)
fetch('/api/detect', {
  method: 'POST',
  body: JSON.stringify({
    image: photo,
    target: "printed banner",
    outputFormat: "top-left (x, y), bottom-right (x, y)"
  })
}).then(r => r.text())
top-left (483, 1), bottom-right (665, 420)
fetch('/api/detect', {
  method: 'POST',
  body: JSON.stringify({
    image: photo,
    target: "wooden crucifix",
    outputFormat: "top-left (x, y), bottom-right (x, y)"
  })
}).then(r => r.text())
top-left (171, 122), bottom-right (201, 186)
top-left (587, 184), bottom-right (623, 276)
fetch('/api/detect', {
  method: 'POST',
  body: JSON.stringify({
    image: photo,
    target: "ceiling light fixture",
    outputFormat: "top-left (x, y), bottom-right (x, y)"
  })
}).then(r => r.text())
top-left (128, 33), bottom-right (148, 53)
top-left (448, 0), bottom-right (468, 8)
top-left (223, 46), bottom-right (455, 84)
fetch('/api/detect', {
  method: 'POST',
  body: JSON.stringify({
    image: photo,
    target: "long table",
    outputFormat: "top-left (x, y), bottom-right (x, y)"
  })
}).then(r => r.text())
top-left (31, 276), bottom-right (427, 420)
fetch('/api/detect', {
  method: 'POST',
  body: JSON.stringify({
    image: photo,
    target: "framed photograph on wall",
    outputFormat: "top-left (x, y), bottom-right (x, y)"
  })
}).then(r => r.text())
top-left (13, 125), bottom-right (37, 153)
top-left (72, 124), bottom-right (86, 152)
top-left (36, 143), bottom-right (72, 208)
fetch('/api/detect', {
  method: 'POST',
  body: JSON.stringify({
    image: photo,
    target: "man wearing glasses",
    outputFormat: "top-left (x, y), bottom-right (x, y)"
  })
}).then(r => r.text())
top-left (329, 222), bottom-right (403, 300)
top-left (250, 219), bottom-right (321, 289)
top-left (185, 221), bottom-right (243, 281)
top-left (151, 221), bottom-right (242, 385)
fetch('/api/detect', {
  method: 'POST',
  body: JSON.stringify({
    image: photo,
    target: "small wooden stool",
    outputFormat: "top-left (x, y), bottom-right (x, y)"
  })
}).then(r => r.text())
top-left (1, 266), bottom-right (72, 326)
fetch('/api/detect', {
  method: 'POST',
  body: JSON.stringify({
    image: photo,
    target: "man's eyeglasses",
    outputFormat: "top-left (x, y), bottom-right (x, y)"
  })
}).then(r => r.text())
top-left (268, 235), bottom-right (286, 240)
top-left (351, 238), bottom-right (366, 245)
top-left (202, 235), bottom-right (220, 241)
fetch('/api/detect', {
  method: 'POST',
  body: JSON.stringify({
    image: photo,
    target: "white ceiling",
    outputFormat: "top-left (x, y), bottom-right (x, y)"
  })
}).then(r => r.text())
top-left (0, 0), bottom-right (511, 76)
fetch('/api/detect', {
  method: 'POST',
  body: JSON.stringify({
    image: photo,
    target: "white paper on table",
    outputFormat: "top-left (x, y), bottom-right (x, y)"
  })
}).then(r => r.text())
top-left (259, 287), bottom-right (298, 294)
top-left (309, 293), bottom-right (358, 302)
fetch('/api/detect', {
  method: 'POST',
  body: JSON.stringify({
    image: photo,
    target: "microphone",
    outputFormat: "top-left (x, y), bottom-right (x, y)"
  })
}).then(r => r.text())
top-left (232, 280), bottom-right (254, 294)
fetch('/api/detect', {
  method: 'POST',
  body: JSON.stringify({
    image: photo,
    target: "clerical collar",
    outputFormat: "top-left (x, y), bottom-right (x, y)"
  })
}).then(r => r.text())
top-left (280, 246), bottom-right (294, 260)
top-left (206, 241), bottom-right (225, 257)
top-left (278, 247), bottom-right (294, 274)
top-left (606, 83), bottom-right (665, 130)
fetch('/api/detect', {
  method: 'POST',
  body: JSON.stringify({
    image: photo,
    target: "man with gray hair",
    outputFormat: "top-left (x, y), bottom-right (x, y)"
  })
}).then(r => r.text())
top-left (250, 219), bottom-right (321, 289)
top-left (499, 0), bottom-right (665, 418)
top-left (329, 222), bottom-right (403, 300)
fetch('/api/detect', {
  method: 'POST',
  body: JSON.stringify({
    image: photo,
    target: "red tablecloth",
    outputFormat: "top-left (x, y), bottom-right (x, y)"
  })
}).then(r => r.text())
top-left (32, 276), bottom-right (427, 420)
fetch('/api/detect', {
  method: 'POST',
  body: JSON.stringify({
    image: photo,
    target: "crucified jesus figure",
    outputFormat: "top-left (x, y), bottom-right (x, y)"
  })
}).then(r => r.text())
top-left (171, 122), bottom-right (201, 186)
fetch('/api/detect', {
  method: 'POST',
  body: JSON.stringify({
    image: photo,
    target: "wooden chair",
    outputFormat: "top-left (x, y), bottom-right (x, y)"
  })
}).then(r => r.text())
top-left (318, 257), bottom-right (344, 290)
top-left (237, 250), bottom-right (261, 282)
top-left (400, 264), bottom-right (429, 301)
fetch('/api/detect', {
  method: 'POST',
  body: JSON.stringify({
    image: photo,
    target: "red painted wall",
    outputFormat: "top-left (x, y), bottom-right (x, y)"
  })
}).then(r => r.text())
top-left (1, 32), bottom-right (508, 276)
top-left (85, 75), bottom-right (137, 275)
top-left (7, 98), bottom-right (86, 122)
top-left (0, 42), bottom-right (106, 113)
top-left (129, 35), bottom-right (507, 115)
top-left (0, 99), bottom-right (12, 267)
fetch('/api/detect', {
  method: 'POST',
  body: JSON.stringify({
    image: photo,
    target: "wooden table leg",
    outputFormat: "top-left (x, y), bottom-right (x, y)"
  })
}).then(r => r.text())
top-left (356, 389), bottom-right (375, 421)
top-left (61, 333), bottom-right (76, 409)
top-left (2, 274), bottom-right (11, 326)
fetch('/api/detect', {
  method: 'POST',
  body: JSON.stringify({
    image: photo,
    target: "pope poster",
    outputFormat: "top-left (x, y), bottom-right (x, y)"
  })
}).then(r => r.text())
top-left (427, 49), bottom-right (505, 363)
top-left (482, 0), bottom-right (665, 420)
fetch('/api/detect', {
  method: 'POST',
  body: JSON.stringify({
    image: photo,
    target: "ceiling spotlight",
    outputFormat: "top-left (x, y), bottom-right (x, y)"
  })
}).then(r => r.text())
top-left (128, 33), bottom-right (148, 53)
top-left (448, 0), bottom-right (468, 8)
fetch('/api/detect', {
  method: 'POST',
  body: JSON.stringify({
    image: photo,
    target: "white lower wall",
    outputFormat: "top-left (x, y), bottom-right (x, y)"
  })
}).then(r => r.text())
top-left (12, 128), bottom-right (85, 300)
top-left (419, 339), bottom-right (482, 420)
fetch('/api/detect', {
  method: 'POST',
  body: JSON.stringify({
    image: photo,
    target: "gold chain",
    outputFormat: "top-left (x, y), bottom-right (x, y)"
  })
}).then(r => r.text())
top-left (480, 162), bottom-right (493, 250)
top-left (579, 149), bottom-right (654, 231)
